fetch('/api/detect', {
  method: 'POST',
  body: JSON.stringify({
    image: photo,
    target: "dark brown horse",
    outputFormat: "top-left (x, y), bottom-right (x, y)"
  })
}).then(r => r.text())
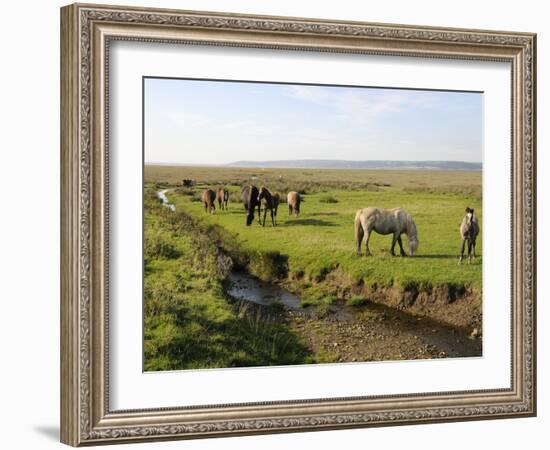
top-left (287, 191), bottom-right (301, 217)
top-left (240, 185), bottom-right (261, 226)
top-left (217, 187), bottom-right (229, 210)
top-left (258, 187), bottom-right (280, 227)
top-left (201, 189), bottom-right (216, 214)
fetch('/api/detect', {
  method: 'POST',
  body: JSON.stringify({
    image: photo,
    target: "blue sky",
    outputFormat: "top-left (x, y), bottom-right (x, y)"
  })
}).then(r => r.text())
top-left (144, 78), bottom-right (482, 165)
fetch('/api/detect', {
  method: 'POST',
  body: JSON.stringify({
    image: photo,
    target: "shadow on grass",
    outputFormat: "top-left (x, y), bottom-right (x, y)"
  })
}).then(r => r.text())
top-left (413, 254), bottom-right (475, 259)
top-left (314, 212), bottom-right (339, 216)
top-left (284, 219), bottom-right (337, 227)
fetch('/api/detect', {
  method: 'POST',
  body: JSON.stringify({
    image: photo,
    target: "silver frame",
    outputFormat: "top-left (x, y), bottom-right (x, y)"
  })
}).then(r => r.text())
top-left (61, 3), bottom-right (536, 446)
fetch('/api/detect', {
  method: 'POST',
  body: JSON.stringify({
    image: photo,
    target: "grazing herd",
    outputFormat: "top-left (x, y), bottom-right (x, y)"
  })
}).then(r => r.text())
top-left (197, 184), bottom-right (479, 263)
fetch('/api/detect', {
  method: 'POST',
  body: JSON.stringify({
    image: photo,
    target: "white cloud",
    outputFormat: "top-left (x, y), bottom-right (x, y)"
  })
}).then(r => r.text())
top-left (286, 85), bottom-right (443, 126)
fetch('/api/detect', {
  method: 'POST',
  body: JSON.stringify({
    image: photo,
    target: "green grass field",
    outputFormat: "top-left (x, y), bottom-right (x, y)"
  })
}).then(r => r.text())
top-left (144, 166), bottom-right (482, 370)
top-left (146, 166), bottom-right (482, 291)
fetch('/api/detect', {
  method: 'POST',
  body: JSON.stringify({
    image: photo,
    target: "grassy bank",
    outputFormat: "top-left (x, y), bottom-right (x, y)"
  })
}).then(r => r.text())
top-left (143, 191), bottom-right (311, 371)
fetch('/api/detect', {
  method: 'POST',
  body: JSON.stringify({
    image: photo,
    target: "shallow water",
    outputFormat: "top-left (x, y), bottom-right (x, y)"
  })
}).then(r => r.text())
top-left (226, 271), bottom-right (302, 310)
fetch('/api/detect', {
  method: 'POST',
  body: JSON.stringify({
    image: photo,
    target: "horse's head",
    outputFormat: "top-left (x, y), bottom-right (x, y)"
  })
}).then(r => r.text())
top-left (463, 207), bottom-right (476, 235)
top-left (257, 187), bottom-right (268, 202)
top-left (406, 216), bottom-right (419, 256)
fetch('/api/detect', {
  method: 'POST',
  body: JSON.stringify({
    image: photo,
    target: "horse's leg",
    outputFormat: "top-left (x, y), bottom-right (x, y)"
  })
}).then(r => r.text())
top-left (459, 239), bottom-right (466, 263)
top-left (356, 225), bottom-right (363, 256)
top-left (365, 228), bottom-right (372, 256)
top-left (467, 240), bottom-right (473, 264)
top-left (271, 208), bottom-right (275, 227)
top-left (262, 207), bottom-right (267, 227)
top-left (390, 233), bottom-right (398, 256)
top-left (397, 235), bottom-right (406, 257)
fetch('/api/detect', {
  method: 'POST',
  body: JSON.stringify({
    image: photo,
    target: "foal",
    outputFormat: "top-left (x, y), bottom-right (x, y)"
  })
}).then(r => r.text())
top-left (258, 187), bottom-right (280, 227)
top-left (459, 207), bottom-right (480, 264)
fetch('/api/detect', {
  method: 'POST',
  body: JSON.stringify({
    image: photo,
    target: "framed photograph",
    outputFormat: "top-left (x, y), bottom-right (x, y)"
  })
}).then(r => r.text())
top-left (60, 3), bottom-right (536, 446)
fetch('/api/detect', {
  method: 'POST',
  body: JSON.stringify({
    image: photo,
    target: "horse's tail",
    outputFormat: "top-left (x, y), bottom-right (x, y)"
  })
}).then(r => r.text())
top-left (354, 210), bottom-right (364, 248)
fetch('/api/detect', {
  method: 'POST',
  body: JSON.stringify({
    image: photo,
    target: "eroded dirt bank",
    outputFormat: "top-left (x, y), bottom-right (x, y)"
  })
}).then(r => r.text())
top-left (308, 268), bottom-right (482, 332)
top-left (226, 271), bottom-right (482, 364)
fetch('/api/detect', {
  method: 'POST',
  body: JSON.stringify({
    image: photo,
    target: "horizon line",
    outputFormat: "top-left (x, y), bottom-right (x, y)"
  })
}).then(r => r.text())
top-left (145, 159), bottom-right (483, 164)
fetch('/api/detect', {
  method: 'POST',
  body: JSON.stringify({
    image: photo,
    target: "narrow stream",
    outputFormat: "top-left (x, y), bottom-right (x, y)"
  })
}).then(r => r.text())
top-left (227, 271), bottom-right (303, 310)
top-left (225, 269), bottom-right (481, 359)
top-left (158, 189), bottom-right (175, 211)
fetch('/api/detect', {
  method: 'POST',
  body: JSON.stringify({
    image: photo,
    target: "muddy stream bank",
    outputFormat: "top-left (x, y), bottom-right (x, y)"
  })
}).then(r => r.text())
top-left (226, 270), bottom-right (481, 362)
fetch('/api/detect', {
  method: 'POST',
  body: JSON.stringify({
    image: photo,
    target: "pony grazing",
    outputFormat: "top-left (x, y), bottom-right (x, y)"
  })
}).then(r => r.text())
top-left (287, 191), bottom-right (301, 217)
top-left (257, 187), bottom-right (280, 227)
top-left (240, 185), bottom-right (261, 226)
top-left (459, 207), bottom-right (480, 264)
top-left (201, 189), bottom-right (216, 214)
top-left (217, 187), bottom-right (229, 211)
top-left (355, 207), bottom-right (419, 257)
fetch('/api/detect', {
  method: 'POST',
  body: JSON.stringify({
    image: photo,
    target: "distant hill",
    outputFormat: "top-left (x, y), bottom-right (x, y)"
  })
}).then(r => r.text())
top-left (226, 160), bottom-right (482, 171)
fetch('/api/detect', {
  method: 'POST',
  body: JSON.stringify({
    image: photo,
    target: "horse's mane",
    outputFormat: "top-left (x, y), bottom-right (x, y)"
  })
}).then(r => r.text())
top-left (405, 214), bottom-right (417, 237)
top-left (405, 214), bottom-right (419, 254)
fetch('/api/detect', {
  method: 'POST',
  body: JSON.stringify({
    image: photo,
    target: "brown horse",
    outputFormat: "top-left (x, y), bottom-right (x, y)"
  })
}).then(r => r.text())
top-left (459, 207), bottom-right (480, 264)
top-left (287, 191), bottom-right (301, 217)
top-left (217, 187), bottom-right (229, 211)
top-left (201, 189), bottom-right (216, 214)
top-left (258, 187), bottom-right (280, 227)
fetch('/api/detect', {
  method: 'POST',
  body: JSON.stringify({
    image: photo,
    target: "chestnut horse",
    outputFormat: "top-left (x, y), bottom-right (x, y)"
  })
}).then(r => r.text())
top-left (217, 187), bottom-right (229, 211)
top-left (287, 191), bottom-right (301, 217)
top-left (201, 189), bottom-right (216, 214)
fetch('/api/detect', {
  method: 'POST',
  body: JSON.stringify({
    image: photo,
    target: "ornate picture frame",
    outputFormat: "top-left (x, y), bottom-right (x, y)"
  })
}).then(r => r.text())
top-left (60, 3), bottom-right (536, 446)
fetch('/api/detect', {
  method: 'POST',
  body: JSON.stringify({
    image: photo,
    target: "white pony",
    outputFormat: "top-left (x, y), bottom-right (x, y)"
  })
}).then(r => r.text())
top-left (355, 207), bottom-right (419, 257)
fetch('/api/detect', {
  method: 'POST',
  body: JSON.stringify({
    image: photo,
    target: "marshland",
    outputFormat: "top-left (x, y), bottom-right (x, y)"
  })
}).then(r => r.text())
top-left (143, 165), bottom-right (482, 371)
